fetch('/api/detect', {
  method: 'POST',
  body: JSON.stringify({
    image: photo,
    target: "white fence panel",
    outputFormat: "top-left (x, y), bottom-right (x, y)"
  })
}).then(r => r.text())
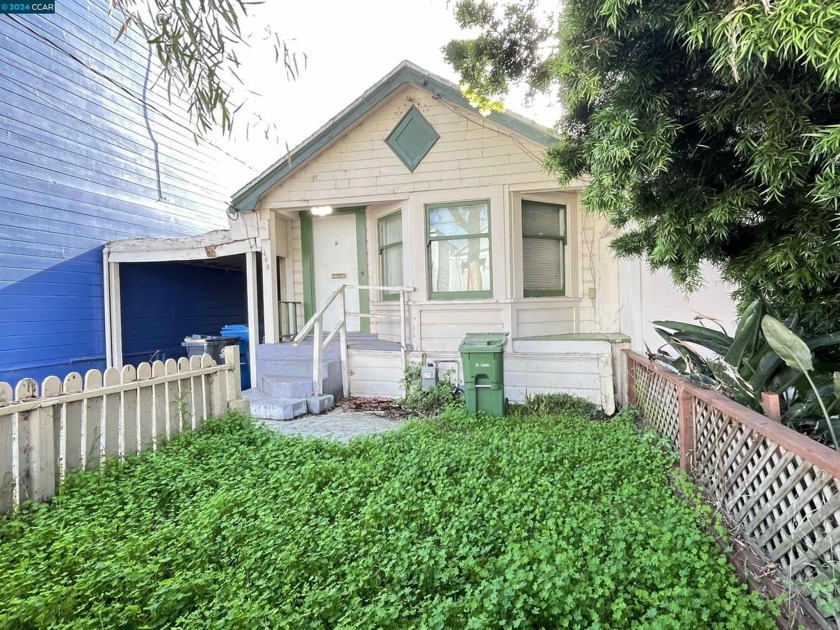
top-left (62, 372), bottom-right (84, 480)
top-left (0, 347), bottom-right (245, 514)
top-left (83, 369), bottom-right (103, 472)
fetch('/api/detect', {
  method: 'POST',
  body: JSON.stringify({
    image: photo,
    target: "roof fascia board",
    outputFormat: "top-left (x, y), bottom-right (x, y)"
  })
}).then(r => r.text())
top-left (230, 62), bottom-right (557, 211)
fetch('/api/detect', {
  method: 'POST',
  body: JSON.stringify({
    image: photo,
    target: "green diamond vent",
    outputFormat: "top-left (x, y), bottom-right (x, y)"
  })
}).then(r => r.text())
top-left (385, 106), bottom-right (439, 172)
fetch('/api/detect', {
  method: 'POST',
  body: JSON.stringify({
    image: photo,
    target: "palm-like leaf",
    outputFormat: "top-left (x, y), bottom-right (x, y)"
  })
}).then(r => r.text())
top-left (724, 298), bottom-right (763, 372)
top-left (652, 320), bottom-right (734, 356)
top-left (762, 315), bottom-right (814, 372)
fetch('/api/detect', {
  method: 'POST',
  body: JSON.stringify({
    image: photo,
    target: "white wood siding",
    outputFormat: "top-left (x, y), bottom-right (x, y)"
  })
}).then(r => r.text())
top-left (415, 304), bottom-right (506, 353)
top-left (505, 353), bottom-right (608, 409)
top-left (260, 87), bottom-right (554, 207)
top-left (258, 84), bottom-right (623, 369)
top-left (507, 338), bottom-right (616, 412)
top-left (513, 301), bottom-right (578, 338)
top-left (369, 301), bottom-right (401, 342)
top-left (348, 350), bottom-right (403, 398)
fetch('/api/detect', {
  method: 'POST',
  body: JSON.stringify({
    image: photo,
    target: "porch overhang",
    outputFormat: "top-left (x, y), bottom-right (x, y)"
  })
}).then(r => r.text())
top-left (103, 229), bottom-right (256, 264)
top-left (101, 229), bottom-right (261, 389)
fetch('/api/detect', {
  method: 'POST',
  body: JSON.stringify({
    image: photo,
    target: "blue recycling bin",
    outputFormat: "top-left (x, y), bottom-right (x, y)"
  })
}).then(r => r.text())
top-left (220, 324), bottom-right (250, 390)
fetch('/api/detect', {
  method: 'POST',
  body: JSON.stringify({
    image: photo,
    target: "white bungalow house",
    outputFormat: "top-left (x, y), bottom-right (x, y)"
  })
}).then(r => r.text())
top-left (104, 60), bottom-right (681, 419)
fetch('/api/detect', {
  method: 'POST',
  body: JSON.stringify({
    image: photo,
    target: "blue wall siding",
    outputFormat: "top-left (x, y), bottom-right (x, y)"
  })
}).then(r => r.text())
top-left (120, 262), bottom-right (247, 366)
top-left (0, 1), bottom-right (244, 387)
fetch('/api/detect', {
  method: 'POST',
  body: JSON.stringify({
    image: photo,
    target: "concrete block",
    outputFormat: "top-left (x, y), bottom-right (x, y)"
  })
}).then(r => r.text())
top-left (306, 394), bottom-right (334, 415)
top-left (248, 397), bottom-right (308, 421)
top-left (227, 399), bottom-right (251, 415)
top-left (261, 375), bottom-right (315, 399)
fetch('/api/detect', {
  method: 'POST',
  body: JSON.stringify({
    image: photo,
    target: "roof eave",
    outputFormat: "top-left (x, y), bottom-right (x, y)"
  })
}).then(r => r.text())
top-left (230, 61), bottom-right (557, 212)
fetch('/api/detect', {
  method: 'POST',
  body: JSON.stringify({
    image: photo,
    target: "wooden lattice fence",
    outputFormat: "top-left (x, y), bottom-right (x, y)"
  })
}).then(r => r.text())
top-left (628, 350), bottom-right (840, 628)
top-left (0, 346), bottom-right (246, 514)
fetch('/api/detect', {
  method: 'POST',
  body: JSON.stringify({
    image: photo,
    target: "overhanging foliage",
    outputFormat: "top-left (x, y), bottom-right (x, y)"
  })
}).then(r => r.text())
top-left (111, 0), bottom-right (300, 137)
top-left (446, 0), bottom-right (840, 331)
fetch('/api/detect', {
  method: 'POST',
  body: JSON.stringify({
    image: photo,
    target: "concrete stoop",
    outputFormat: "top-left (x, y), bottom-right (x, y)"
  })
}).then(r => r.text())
top-left (243, 389), bottom-right (335, 421)
top-left (243, 334), bottom-right (402, 421)
top-left (241, 336), bottom-right (347, 421)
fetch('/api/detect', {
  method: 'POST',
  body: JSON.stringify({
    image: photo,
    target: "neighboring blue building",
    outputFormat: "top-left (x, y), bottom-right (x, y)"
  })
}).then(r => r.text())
top-left (0, 0), bottom-right (249, 386)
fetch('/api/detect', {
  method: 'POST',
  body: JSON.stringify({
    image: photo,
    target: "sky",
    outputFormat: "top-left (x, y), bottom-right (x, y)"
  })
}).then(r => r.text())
top-left (218, 0), bottom-right (561, 186)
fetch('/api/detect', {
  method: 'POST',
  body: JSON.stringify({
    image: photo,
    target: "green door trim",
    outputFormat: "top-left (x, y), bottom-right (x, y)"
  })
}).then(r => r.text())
top-left (300, 207), bottom-right (370, 334)
top-left (300, 211), bottom-right (315, 322)
top-left (353, 208), bottom-right (371, 334)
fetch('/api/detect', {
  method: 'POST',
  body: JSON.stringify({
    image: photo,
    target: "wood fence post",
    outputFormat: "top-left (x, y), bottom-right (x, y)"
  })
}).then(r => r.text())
top-left (627, 354), bottom-right (637, 406)
top-left (677, 385), bottom-right (695, 470)
top-left (761, 392), bottom-right (782, 423)
top-left (224, 345), bottom-right (242, 402)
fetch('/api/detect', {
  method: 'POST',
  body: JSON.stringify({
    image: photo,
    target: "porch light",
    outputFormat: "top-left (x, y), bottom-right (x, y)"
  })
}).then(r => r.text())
top-left (310, 206), bottom-right (333, 216)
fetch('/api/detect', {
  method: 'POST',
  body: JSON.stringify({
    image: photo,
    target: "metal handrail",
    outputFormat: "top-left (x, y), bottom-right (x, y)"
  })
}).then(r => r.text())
top-left (292, 284), bottom-right (414, 397)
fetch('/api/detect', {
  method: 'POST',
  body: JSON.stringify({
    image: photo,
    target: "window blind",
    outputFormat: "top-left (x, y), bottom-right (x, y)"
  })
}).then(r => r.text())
top-left (522, 201), bottom-right (566, 295)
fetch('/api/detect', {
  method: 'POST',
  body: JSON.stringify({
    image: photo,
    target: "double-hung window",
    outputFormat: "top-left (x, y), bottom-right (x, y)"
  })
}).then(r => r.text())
top-left (427, 201), bottom-right (491, 299)
top-left (378, 211), bottom-right (403, 300)
top-left (522, 200), bottom-right (566, 297)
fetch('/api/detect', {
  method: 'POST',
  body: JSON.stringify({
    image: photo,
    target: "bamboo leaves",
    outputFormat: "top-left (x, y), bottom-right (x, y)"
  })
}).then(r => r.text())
top-left (446, 0), bottom-right (840, 332)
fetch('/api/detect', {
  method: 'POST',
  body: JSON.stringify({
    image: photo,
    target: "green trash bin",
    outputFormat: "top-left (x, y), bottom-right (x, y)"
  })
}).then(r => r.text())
top-left (459, 332), bottom-right (509, 416)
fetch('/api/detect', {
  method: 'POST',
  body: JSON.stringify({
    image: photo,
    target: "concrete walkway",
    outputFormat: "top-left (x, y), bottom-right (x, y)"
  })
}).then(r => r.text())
top-left (260, 408), bottom-right (405, 443)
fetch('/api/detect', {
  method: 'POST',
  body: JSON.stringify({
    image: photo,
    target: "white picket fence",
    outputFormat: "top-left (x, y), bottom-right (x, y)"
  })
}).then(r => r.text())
top-left (0, 346), bottom-right (247, 514)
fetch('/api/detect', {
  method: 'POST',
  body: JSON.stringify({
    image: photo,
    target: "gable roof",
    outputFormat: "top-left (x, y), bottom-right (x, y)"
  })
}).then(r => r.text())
top-left (230, 60), bottom-right (558, 211)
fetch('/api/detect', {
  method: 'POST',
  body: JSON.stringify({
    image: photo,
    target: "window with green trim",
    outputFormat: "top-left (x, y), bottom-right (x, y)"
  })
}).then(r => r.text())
top-left (522, 200), bottom-right (566, 297)
top-left (378, 211), bottom-right (403, 300)
top-left (427, 201), bottom-right (491, 299)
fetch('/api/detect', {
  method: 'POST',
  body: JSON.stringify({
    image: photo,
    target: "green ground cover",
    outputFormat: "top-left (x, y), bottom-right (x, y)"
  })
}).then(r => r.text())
top-left (0, 409), bottom-right (774, 629)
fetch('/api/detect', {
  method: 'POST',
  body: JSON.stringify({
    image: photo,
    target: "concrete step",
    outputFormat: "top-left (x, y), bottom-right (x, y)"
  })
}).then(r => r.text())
top-left (256, 334), bottom-right (381, 360)
top-left (243, 389), bottom-right (336, 421)
top-left (257, 343), bottom-right (340, 361)
top-left (257, 358), bottom-right (343, 400)
top-left (243, 389), bottom-right (308, 420)
top-left (256, 358), bottom-right (341, 378)
top-left (261, 375), bottom-right (316, 399)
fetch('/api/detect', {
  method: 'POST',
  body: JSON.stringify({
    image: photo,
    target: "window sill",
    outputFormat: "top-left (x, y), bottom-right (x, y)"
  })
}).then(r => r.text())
top-left (429, 293), bottom-right (492, 301)
top-left (515, 296), bottom-right (582, 305)
top-left (524, 291), bottom-right (566, 298)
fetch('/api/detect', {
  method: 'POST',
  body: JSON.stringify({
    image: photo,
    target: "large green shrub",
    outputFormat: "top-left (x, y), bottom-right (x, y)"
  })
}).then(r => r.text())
top-left (0, 411), bottom-right (775, 628)
top-left (446, 0), bottom-right (840, 332)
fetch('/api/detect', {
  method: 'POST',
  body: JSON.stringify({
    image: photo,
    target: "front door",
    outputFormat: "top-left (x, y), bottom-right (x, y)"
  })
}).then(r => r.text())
top-left (312, 213), bottom-right (361, 332)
